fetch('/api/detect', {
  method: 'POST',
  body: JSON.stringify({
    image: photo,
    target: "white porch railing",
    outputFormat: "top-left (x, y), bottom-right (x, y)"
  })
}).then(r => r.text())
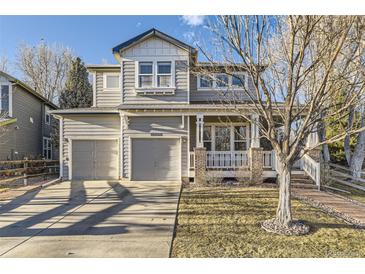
top-left (206, 151), bottom-right (248, 169)
top-left (302, 154), bottom-right (321, 187)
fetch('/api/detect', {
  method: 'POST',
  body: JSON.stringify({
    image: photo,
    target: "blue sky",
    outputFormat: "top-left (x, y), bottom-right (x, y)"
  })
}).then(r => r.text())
top-left (0, 15), bottom-right (209, 76)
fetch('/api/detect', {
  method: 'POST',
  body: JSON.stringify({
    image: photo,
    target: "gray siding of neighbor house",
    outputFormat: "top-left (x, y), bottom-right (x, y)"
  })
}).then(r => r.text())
top-left (0, 85), bottom-right (43, 160)
top-left (95, 71), bottom-right (122, 107)
top-left (60, 114), bottom-right (120, 179)
top-left (122, 60), bottom-right (189, 104)
top-left (122, 116), bottom-right (188, 179)
top-left (189, 74), bottom-right (257, 103)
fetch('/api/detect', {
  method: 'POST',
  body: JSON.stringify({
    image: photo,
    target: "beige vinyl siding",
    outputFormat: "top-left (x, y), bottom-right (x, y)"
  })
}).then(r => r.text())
top-left (61, 114), bottom-right (120, 179)
top-left (122, 61), bottom-right (188, 104)
top-left (122, 37), bottom-right (189, 58)
top-left (123, 116), bottom-right (188, 179)
top-left (189, 74), bottom-right (257, 103)
top-left (0, 85), bottom-right (43, 160)
top-left (95, 72), bottom-right (121, 107)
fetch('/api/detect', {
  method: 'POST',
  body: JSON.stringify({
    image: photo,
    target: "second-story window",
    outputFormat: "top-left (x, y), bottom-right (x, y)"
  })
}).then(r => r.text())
top-left (232, 74), bottom-right (245, 87)
top-left (45, 113), bottom-right (51, 125)
top-left (138, 62), bottom-right (153, 88)
top-left (105, 74), bottom-right (120, 89)
top-left (199, 76), bottom-right (213, 88)
top-left (0, 84), bottom-right (9, 115)
top-left (45, 105), bottom-right (51, 125)
top-left (157, 62), bottom-right (172, 87)
top-left (216, 74), bottom-right (229, 87)
top-left (198, 73), bottom-right (246, 89)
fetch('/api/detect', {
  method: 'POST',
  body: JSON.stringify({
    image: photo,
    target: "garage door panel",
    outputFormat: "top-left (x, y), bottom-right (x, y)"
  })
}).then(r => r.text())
top-left (131, 138), bottom-right (180, 181)
top-left (72, 140), bottom-right (118, 180)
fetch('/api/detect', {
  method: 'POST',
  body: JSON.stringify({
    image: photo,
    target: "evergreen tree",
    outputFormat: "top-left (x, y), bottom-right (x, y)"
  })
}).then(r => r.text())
top-left (59, 57), bottom-right (92, 109)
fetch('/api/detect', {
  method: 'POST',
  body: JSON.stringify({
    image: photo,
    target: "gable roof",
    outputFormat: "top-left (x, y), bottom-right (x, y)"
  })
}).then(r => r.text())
top-left (112, 28), bottom-right (198, 55)
top-left (0, 71), bottom-right (58, 109)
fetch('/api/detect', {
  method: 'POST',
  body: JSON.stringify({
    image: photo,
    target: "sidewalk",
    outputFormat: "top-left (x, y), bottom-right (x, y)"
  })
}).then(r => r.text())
top-left (292, 188), bottom-right (365, 227)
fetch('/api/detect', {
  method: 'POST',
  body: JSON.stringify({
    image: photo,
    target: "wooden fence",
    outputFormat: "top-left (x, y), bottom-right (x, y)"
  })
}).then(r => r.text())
top-left (323, 163), bottom-right (365, 193)
top-left (0, 159), bottom-right (59, 186)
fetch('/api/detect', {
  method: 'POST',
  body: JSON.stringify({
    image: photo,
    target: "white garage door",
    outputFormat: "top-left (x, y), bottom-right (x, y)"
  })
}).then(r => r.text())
top-left (131, 138), bottom-right (180, 181)
top-left (72, 140), bottom-right (119, 180)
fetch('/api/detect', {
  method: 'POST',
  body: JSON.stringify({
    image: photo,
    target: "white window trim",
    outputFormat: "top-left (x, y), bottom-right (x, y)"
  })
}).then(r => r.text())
top-left (197, 73), bottom-right (248, 91)
top-left (203, 122), bottom-right (250, 152)
top-left (135, 60), bottom-right (176, 90)
top-left (156, 61), bottom-right (172, 88)
top-left (43, 137), bottom-right (52, 160)
top-left (138, 61), bottom-right (154, 88)
top-left (0, 81), bottom-right (12, 117)
top-left (45, 105), bottom-right (51, 125)
top-left (103, 72), bottom-right (120, 90)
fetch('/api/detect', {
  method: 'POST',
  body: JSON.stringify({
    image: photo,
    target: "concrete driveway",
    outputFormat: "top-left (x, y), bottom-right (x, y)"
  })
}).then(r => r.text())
top-left (0, 180), bottom-right (181, 258)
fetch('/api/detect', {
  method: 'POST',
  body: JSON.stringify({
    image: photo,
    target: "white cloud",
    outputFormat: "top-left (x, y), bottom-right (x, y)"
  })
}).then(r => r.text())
top-left (181, 15), bottom-right (206, 26)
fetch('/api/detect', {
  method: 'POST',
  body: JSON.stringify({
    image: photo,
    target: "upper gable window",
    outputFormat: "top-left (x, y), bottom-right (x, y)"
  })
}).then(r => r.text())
top-left (138, 62), bottom-right (153, 88)
top-left (104, 74), bottom-right (120, 89)
top-left (157, 62), bottom-right (172, 87)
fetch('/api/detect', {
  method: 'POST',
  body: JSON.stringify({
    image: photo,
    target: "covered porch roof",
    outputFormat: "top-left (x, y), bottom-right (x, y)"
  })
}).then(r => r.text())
top-left (118, 103), bottom-right (263, 116)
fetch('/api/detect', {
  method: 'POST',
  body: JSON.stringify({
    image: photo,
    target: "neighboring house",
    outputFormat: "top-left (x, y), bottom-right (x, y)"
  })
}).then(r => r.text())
top-left (51, 28), bottom-right (318, 183)
top-left (0, 71), bottom-right (58, 160)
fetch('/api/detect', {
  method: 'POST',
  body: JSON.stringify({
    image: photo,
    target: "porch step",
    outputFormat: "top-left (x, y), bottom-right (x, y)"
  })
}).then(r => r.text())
top-left (291, 174), bottom-right (316, 189)
top-left (291, 183), bottom-right (318, 189)
top-left (292, 174), bottom-right (311, 180)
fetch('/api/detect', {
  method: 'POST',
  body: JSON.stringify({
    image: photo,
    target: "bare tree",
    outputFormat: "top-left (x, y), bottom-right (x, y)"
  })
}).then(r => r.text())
top-left (0, 55), bottom-right (9, 73)
top-left (344, 105), bottom-right (365, 178)
top-left (197, 16), bottom-right (365, 232)
top-left (16, 41), bottom-right (73, 103)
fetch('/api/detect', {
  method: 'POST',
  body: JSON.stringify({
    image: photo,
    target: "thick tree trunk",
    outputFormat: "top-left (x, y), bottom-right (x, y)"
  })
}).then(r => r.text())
top-left (344, 107), bottom-right (355, 165)
top-left (318, 114), bottom-right (331, 163)
top-left (318, 122), bottom-right (331, 163)
top-left (350, 108), bottom-right (365, 179)
top-left (322, 144), bottom-right (331, 163)
top-left (276, 163), bottom-right (292, 226)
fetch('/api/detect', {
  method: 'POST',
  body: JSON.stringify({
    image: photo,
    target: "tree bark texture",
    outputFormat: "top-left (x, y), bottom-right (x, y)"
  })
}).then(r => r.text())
top-left (276, 163), bottom-right (292, 226)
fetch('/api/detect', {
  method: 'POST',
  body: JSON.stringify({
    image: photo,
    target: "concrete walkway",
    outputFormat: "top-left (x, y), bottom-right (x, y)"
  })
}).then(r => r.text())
top-left (293, 188), bottom-right (365, 226)
top-left (0, 180), bottom-right (181, 258)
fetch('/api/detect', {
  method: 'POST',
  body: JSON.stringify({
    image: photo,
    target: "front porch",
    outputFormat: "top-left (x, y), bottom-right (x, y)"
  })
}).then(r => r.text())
top-left (187, 114), bottom-right (306, 183)
top-left (188, 114), bottom-right (265, 182)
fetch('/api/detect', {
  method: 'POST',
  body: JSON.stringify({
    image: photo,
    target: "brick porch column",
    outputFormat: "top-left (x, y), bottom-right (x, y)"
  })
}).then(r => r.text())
top-left (249, 147), bottom-right (263, 184)
top-left (194, 147), bottom-right (207, 185)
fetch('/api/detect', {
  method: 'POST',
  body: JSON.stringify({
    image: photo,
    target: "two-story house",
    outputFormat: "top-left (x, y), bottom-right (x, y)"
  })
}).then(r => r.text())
top-left (0, 71), bottom-right (58, 160)
top-left (51, 28), bottom-right (278, 183)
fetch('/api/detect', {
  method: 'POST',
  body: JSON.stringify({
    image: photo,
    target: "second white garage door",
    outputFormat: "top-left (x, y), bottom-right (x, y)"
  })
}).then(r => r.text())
top-left (72, 139), bottom-right (119, 180)
top-left (131, 138), bottom-right (180, 181)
